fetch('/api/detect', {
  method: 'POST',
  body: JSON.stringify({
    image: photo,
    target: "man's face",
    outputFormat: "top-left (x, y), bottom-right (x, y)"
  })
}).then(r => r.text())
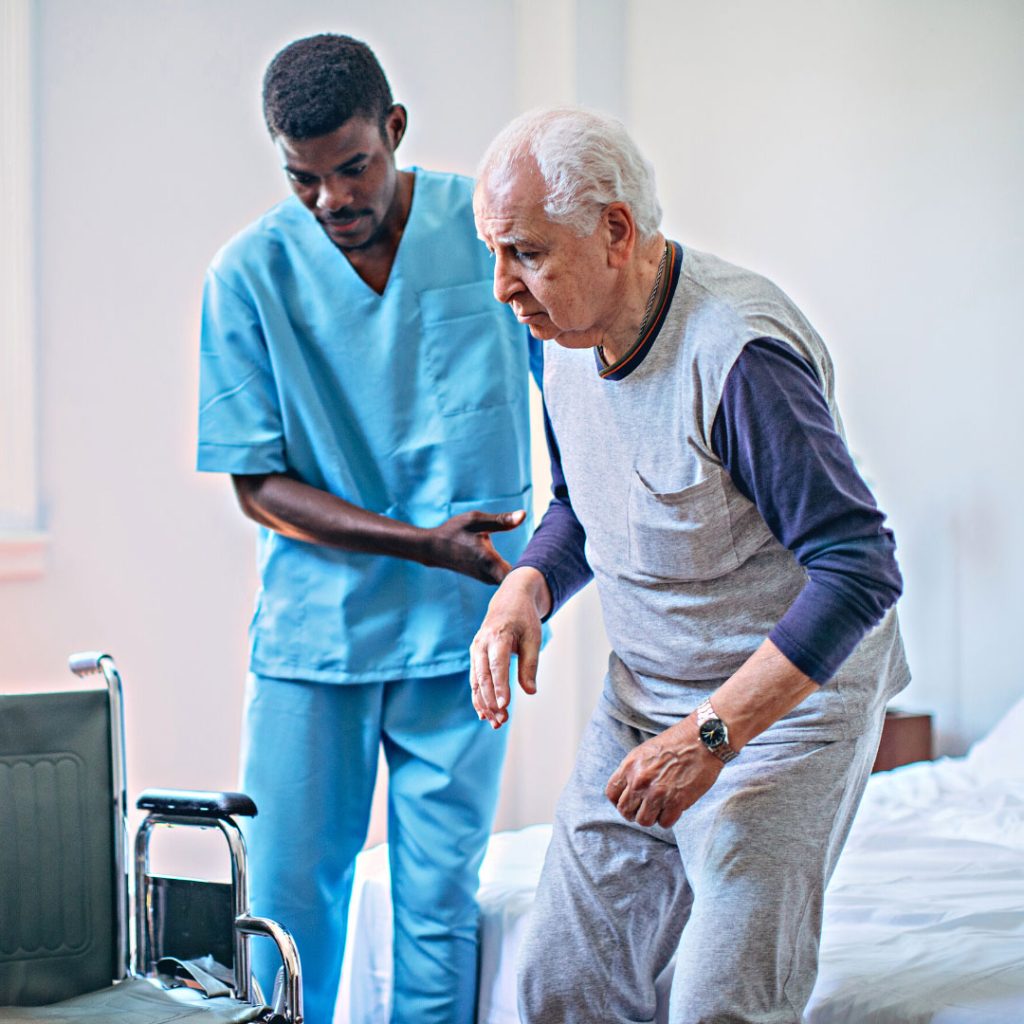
top-left (276, 112), bottom-right (402, 252)
top-left (474, 164), bottom-right (618, 350)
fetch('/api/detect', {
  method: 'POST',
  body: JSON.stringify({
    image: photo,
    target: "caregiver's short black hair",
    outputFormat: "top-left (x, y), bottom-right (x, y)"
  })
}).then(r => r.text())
top-left (262, 34), bottom-right (394, 140)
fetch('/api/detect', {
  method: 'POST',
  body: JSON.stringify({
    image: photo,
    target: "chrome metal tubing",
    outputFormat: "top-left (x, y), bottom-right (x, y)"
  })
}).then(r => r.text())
top-left (134, 817), bottom-right (152, 976)
top-left (68, 650), bottom-right (130, 981)
top-left (236, 914), bottom-right (303, 1024)
top-left (133, 813), bottom-right (251, 997)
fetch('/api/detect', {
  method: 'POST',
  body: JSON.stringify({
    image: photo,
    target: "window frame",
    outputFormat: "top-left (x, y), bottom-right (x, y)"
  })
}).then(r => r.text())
top-left (0, 0), bottom-right (46, 580)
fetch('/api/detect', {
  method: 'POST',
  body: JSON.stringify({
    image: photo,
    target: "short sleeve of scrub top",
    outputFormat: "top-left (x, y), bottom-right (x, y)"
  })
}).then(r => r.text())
top-left (198, 269), bottom-right (287, 476)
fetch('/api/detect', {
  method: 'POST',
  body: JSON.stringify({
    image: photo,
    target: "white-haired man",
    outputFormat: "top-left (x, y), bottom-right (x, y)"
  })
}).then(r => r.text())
top-left (470, 108), bottom-right (910, 1024)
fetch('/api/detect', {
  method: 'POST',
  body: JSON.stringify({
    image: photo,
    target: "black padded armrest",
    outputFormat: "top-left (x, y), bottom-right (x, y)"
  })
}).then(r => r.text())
top-left (136, 789), bottom-right (258, 819)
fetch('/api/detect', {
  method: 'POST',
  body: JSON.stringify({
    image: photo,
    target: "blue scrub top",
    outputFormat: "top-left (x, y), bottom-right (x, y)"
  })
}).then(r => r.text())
top-left (198, 170), bottom-right (537, 683)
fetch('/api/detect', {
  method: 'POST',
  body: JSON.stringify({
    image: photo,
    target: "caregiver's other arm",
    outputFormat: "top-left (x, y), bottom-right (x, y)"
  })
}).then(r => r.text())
top-left (232, 472), bottom-right (525, 585)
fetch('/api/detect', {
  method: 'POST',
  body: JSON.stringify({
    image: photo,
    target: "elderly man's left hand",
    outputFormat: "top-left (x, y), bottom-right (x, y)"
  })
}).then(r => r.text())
top-left (605, 718), bottom-right (723, 828)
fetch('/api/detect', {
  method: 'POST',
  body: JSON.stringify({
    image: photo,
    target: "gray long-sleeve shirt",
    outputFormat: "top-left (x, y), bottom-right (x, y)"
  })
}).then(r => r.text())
top-left (516, 243), bottom-right (909, 738)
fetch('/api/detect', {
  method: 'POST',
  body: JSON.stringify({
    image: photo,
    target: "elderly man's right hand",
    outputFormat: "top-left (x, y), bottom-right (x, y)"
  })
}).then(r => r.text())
top-left (469, 566), bottom-right (550, 728)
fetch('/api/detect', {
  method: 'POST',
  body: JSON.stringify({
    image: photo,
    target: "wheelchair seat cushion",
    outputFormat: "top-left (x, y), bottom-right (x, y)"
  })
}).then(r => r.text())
top-left (0, 976), bottom-right (268, 1024)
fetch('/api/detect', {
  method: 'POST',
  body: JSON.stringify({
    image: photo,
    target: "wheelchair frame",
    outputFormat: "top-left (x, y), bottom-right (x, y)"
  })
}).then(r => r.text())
top-left (1, 652), bottom-right (303, 1022)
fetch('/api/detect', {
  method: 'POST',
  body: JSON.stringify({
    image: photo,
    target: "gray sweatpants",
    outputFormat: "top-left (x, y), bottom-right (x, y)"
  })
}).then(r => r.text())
top-left (517, 699), bottom-right (885, 1024)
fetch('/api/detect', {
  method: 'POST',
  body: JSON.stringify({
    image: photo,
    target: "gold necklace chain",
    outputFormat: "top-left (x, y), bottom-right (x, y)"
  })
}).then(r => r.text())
top-left (636, 240), bottom-right (670, 342)
top-left (599, 240), bottom-right (670, 367)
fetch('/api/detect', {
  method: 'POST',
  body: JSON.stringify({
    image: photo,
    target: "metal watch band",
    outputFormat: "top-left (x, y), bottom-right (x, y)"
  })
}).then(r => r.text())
top-left (695, 698), bottom-right (738, 764)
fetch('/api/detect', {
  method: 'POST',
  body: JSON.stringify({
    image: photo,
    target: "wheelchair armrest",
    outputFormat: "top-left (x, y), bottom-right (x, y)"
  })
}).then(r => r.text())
top-left (136, 789), bottom-right (258, 819)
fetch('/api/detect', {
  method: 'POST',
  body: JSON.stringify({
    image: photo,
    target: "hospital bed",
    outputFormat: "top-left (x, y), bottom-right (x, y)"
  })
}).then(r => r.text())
top-left (0, 652), bottom-right (303, 1023)
top-left (339, 696), bottom-right (1024, 1023)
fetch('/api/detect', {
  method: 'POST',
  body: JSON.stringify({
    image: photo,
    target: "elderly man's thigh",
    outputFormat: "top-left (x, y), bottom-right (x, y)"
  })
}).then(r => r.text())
top-left (517, 707), bottom-right (692, 1023)
top-left (518, 709), bottom-right (868, 1023)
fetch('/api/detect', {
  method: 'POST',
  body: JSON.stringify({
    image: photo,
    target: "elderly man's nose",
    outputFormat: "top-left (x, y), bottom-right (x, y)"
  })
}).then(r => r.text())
top-left (493, 255), bottom-right (521, 304)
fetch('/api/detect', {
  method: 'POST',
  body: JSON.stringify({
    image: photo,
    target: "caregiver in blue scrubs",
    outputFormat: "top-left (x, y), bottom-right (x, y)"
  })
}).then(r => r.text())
top-left (196, 34), bottom-right (538, 1024)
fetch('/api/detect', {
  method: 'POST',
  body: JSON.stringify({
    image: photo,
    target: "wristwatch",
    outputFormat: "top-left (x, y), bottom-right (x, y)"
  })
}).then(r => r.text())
top-left (695, 698), bottom-right (738, 764)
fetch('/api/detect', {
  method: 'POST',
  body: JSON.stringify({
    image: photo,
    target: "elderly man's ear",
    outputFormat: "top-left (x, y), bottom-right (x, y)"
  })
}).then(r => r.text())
top-left (604, 201), bottom-right (637, 268)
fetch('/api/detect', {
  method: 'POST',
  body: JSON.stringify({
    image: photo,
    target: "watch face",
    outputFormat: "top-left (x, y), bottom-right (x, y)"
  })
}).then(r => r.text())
top-left (699, 718), bottom-right (728, 750)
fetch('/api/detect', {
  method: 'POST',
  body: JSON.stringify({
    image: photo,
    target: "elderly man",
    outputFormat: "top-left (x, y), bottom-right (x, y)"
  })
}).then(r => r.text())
top-left (470, 108), bottom-right (910, 1024)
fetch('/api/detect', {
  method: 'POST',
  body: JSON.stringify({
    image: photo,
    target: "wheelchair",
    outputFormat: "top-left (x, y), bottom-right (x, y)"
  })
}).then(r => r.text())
top-left (0, 652), bottom-right (303, 1023)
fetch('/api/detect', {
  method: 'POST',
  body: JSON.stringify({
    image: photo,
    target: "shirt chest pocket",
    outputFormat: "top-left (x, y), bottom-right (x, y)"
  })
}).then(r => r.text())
top-left (419, 281), bottom-right (524, 418)
top-left (626, 471), bottom-right (742, 582)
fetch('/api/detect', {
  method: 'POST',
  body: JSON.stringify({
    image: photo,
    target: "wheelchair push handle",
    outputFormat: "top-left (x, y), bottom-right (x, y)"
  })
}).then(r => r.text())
top-left (68, 650), bottom-right (113, 676)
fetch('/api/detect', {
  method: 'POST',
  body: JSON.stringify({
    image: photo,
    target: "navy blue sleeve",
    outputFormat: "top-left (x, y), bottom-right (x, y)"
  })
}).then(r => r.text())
top-left (712, 337), bottom-right (903, 683)
top-left (514, 404), bottom-right (593, 618)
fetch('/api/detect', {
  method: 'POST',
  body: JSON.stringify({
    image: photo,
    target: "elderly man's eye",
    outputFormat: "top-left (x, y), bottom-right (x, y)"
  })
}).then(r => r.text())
top-left (514, 249), bottom-right (539, 264)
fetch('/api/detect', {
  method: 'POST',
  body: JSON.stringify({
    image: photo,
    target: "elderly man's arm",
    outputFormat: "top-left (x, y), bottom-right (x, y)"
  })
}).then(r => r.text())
top-left (712, 337), bottom-right (903, 679)
top-left (470, 405), bottom-right (592, 726)
top-left (607, 337), bottom-right (902, 827)
top-left (606, 636), bottom-right (819, 826)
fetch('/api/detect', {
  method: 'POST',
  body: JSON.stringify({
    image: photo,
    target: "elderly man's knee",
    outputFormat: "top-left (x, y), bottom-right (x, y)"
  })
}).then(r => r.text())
top-left (516, 922), bottom-right (585, 1020)
top-left (517, 964), bottom-right (580, 1024)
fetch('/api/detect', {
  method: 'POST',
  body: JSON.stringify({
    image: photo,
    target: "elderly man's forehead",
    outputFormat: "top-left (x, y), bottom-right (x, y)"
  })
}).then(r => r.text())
top-left (476, 155), bottom-right (547, 207)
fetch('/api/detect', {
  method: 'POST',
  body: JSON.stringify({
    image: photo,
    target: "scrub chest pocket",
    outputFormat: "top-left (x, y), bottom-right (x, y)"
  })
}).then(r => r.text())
top-left (419, 281), bottom-right (524, 418)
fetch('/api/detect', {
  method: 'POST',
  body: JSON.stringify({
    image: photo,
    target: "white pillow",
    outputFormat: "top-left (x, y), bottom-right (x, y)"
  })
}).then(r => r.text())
top-left (964, 694), bottom-right (1024, 782)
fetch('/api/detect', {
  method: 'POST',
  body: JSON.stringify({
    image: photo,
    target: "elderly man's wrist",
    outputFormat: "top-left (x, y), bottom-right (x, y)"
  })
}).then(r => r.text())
top-left (504, 565), bottom-right (553, 619)
top-left (688, 698), bottom-right (741, 764)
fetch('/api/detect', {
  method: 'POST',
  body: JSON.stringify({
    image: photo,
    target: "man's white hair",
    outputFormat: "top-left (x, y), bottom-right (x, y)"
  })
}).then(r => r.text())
top-left (477, 106), bottom-right (662, 241)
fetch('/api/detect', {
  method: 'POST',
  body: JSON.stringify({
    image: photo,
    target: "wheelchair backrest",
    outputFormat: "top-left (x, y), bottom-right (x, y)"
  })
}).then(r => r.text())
top-left (0, 689), bottom-right (123, 1005)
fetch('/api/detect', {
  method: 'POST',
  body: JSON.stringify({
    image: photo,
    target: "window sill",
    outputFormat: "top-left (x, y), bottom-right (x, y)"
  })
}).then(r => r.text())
top-left (0, 532), bottom-right (49, 580)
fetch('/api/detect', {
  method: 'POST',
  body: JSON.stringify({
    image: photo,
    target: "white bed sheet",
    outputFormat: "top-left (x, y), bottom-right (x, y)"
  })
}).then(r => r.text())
top-left (337, 699), bottom-right (1024, 1023)
top-left (337, 824), bottom-right (552, 1024)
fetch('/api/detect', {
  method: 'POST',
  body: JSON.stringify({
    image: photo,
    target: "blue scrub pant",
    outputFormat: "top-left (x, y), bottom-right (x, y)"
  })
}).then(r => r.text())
top-left (239, 671), bottom-right (507, 1024)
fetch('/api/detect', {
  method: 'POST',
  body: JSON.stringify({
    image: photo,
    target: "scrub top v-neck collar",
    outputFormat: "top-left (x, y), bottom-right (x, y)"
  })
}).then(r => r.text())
top-left (298, 168), bottom-right (422, 301)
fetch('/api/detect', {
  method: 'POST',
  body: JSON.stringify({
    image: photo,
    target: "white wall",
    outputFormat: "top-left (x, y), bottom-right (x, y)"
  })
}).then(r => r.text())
top-left (629, 0), bottom-right (1024, 752)
top-left (1, 0), bottom-right (1021, 860)
top-left (0, 0), bottom-right (534, 845)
